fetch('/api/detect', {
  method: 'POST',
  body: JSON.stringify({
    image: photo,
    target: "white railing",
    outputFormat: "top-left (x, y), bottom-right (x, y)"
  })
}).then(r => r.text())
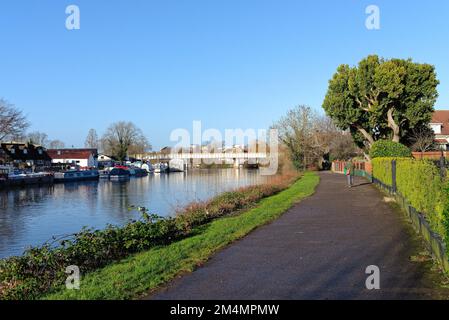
top-left (144, 152), bottom-right (268, 160)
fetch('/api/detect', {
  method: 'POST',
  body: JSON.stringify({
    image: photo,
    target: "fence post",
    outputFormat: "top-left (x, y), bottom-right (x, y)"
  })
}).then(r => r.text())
top-left (392, 159), bottom-right (397, 194)
top-left (440, 154), bottom-right (446, 180)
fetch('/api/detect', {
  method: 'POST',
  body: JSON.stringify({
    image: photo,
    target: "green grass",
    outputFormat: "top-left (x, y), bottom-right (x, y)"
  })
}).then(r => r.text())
top-left (43, 172), bottom-right (319, 300)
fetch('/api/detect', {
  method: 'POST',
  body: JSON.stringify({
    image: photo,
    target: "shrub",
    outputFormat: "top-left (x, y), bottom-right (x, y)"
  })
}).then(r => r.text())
top-left (370, 140), bottom-right (412, 159)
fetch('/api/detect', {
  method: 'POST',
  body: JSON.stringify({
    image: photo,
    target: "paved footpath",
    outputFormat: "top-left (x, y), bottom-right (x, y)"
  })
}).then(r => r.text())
top-left (149, 172), bottom-right (449, 300)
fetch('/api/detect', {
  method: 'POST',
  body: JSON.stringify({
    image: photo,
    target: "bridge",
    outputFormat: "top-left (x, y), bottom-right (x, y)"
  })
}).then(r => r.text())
top-left (144, 152), bottom-right (269, 168)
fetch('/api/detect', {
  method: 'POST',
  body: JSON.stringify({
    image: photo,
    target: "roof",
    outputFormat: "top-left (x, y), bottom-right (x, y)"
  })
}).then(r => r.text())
top-left (47, 148), bottom-right (97, 160)
top-left (0, 142), bottom-right (51, 162)
top-left (431, 110), bottom-right (449, 135)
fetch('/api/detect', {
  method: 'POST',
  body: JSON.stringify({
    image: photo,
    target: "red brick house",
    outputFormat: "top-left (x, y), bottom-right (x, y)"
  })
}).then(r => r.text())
top-left (430, 110), bottom-right (449, 150)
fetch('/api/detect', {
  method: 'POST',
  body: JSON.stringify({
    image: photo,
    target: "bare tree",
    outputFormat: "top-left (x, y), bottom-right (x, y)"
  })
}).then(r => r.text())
top-left (0, 99), bottom-right (29, 141)
top-left (48, 140), bottom-right (65, 149)
top-left (128, 133), bottom-right (151, 158)
top-left (273, 106), bottom-right (360, 169)
top-left (272, 105), bottom-right (318, 170)
top-left (409, 127), bottom-right (436, 153)
top-left (85, 129), bottom-right (99, 149)
top-left (328, 131), bottom-right (361, 160)
top-left (27, 131), bottom-right (49, 146)
top-left (102, 122), bottom-right (151, 161)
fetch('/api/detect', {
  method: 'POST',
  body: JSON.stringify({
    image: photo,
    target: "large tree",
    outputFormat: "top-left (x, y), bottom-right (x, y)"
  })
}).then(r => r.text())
top-left (322, 55), bottom-right (439, 149)
top-left (0, 98), bottom-right (29, 141)
top-left (102, 122), bottom-right (151, 161)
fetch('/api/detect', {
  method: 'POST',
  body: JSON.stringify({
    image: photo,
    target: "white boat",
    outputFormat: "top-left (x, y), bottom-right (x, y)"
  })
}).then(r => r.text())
top-left (141, 163), bottom-right (154, 173)
top-left (168, 159), bottom-right (186, 172)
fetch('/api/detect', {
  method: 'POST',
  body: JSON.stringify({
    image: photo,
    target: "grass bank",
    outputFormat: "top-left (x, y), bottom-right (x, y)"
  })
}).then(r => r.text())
top-left (44, 172), bottom-right (319, 300)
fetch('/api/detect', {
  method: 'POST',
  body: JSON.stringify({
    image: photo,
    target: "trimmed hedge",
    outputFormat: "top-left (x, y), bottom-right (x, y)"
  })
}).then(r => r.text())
top-left (372, 157), bottom-right (449, 246)
top-left (370, 140), bottom-right (412, 159)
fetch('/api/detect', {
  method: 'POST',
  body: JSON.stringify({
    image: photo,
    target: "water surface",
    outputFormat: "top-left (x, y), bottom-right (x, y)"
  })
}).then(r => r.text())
top-left (0, 169), bottom-right (269, 258)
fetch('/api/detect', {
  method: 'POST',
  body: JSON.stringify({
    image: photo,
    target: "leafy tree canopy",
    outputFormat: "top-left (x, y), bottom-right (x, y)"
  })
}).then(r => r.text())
top-left (323, 55), bottom-right (439, 150)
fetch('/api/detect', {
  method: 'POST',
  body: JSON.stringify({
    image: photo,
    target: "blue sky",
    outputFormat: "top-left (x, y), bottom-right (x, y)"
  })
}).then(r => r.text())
top-left (0, 0), bottom-right (448, 149)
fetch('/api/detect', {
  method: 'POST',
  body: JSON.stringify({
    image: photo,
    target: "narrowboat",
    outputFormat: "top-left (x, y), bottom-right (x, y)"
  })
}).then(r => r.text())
top-left (54, 169), bottom-right (99, 182)
top-left (109, 168), bottom-right (130, 181)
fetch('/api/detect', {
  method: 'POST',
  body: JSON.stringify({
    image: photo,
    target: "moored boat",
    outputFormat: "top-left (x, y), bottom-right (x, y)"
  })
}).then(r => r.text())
top-left (141, 163), bottom-right (154, 173)
top-left (168, 159), bottom-right (186, 172)
top-left (153, 163), bottom-right (168, 173)
top-left (53, 169), bottom-right (99, 182)
top-left (99, 169), bottom-right (111, 179)
top-left (132, 168), bottom-right (148, 177)
top-left (109, 168), bottom-right (130, 181)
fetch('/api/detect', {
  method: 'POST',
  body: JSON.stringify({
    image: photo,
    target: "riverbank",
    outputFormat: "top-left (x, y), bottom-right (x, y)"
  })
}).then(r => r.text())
top-left (41, 172), bottom-right (319, 300)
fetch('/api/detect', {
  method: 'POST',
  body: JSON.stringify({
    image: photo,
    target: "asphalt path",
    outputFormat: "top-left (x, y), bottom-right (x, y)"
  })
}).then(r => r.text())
top-left (148, 172), bottom-right (449, 300)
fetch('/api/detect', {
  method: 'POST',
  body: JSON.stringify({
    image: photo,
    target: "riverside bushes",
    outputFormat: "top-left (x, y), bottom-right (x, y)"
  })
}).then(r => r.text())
top-left (372, 157), bottom-right (449, 246)
top-left (0, 177), bottom-right (294, 300)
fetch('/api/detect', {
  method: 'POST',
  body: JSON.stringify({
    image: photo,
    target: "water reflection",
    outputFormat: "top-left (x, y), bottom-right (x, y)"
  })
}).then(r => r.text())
top-left (0, 169), bottom-right (268, 258)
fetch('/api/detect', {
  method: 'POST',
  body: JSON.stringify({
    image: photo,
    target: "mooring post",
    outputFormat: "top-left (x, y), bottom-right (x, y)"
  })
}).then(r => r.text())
top-left (391, 159), bottom-right (397, 194)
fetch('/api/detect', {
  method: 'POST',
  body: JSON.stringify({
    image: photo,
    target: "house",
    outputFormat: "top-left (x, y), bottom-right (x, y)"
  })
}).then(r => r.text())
top-left (97, 154), bottom-right (115, 167)
top-left (0, 142), bottom-right (52, 167)
top-left (430, 110), bottom-right (449, 150)
top-left (47, 148), bottom-right (98, 168)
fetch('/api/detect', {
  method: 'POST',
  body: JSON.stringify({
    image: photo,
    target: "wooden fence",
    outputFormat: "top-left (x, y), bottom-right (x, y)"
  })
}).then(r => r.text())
top-left (332, 161), bottom-right (372, 180)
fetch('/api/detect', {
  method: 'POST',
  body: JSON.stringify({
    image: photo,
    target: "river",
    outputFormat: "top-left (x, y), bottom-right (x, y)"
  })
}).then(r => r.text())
top-left (0, 169), bottom-right (270, 258)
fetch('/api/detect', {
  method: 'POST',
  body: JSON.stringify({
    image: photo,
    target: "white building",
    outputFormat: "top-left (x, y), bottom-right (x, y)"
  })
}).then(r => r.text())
top-left (430, 111), bottom-right (449, 150)
top-left (47, 149), bottom-right (98, 168)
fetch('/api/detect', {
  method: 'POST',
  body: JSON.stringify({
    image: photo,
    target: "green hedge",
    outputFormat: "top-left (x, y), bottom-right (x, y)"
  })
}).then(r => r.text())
top-left (370, 140), bottom-right (412, 159)
top-left (372, 157), bottom-right (449, 245)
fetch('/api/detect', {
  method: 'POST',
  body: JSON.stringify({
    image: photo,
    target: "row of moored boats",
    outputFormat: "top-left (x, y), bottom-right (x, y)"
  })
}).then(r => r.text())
top-left (54, 162), bottom-right (174, 182)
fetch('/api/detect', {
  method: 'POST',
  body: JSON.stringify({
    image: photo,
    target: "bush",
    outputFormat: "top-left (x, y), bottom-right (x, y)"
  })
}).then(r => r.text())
top-left (0, 176), bottom-right (297, 300)
top-left (370, 140), bottom-right (412, 159)
top-left (372, 157), bottom-right (449, 249)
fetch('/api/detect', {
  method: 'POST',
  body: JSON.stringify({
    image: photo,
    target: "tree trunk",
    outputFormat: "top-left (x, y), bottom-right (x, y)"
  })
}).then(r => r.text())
top-left (387, 108), bottom-right (400, 143)
top-left (363, 152), bottom-right (371, 162)
top-left (355, 125), bottom-right (375, 147)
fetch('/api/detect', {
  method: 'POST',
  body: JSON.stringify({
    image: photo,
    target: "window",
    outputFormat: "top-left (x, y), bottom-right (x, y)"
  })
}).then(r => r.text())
top-left (431, 124), bottom-right (442, 134)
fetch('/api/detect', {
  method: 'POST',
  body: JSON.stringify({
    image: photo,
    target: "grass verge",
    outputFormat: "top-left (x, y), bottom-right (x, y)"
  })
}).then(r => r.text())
top-left (43, 171), bottom-right (319, 300)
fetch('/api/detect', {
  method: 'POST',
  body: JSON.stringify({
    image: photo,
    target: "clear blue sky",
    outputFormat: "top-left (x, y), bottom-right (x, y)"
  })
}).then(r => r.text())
top-left (0, 0), bottom-right (448, 149)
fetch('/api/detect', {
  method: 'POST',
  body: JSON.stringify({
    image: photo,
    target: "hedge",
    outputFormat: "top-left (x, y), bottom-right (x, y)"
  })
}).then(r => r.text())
top-left (370, 140), bottom-right (412, 159)
top-left (372, 157), bottom-right (449, 245)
